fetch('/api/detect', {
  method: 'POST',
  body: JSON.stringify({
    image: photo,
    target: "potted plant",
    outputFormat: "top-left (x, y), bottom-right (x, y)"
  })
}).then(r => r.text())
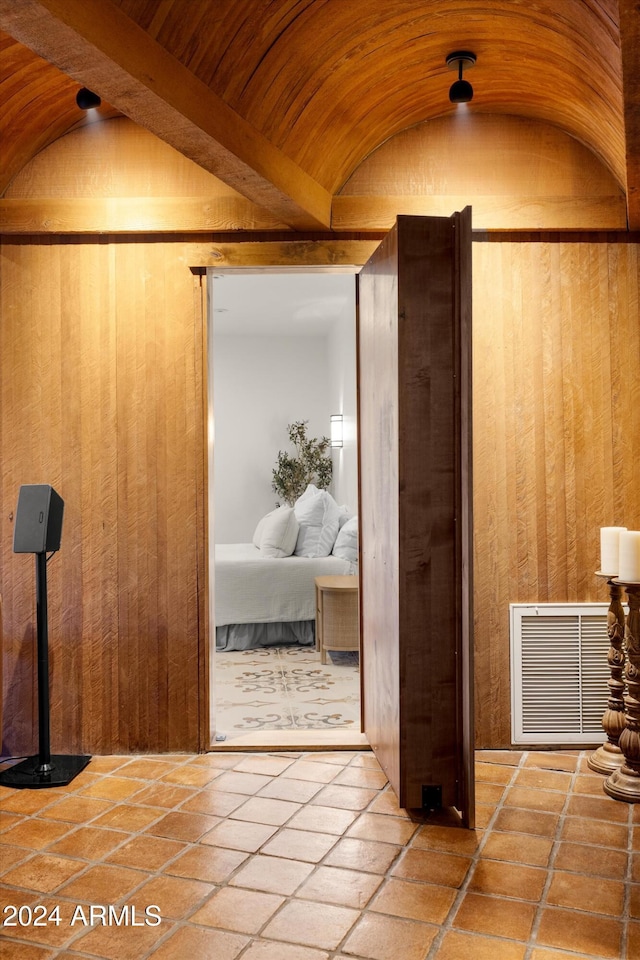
top-left (272, 420), bottom-right (332, 506)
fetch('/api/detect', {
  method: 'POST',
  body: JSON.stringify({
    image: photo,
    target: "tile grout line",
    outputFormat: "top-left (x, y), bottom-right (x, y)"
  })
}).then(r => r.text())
top-left (0, 754), bottom-right (260, 957)
top-left (2, 754), bottom-right (262, 957)
top-left (420, 750), bottom-right (527, 960)
top-left (1, 748), bottom-right (635, 960)
top-left (0, 757), bottom-right (198, 883)
top-left (149, 748), bottom-right (356, 959)
top-left (138, 749), bottom-right (362, 958)
top-left (204, 748), bottom-right (397, 958)
top-left (523, 749), bottom-right (585, 959)
top-left (98, 752), bottom-right (636, 959)
top-left (323, 750), bottom-right (416, 959)
top-left (230, 748), bottom-right (389, 957)
top-left (114, 752), bottom-right (311, 959)
top-left (425, 751), bottom-right (622, 960)
top-left (621, 790), bottom-right (635, 960)
top-left (0, 751), bottom-right (535, 958)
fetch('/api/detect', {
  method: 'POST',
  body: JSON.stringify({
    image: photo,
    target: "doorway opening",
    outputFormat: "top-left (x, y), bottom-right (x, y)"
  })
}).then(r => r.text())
top-left (206, 269), bottom-right (366, 750)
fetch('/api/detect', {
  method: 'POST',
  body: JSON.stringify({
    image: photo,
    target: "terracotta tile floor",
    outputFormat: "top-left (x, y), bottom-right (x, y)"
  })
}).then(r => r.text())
top-left (0, 749), bottom-right (638, 959)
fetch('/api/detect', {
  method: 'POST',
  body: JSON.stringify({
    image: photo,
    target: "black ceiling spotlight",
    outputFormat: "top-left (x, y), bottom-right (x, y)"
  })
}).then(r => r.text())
top-left (446, 51), bottom-right (476, 103)
top-left (76, 87), bottom-right (101, 110)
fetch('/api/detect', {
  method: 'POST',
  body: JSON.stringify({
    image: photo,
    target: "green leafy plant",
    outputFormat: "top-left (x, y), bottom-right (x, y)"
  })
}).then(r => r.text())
top-left (272, 420), bottom-right (332, 506)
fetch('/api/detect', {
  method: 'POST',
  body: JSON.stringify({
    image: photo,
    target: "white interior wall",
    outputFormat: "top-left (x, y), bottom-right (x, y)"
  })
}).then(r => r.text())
top-left (327, 303), bottom-right (358, 513)
top-left (213, 334), bottom-right (331, 542)
top-left (209, 271), bottom-right (358, 544)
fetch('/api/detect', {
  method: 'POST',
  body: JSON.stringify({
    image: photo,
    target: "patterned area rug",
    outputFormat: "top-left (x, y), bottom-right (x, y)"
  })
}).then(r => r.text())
top-left (214, 644), bottom-right (360, 738)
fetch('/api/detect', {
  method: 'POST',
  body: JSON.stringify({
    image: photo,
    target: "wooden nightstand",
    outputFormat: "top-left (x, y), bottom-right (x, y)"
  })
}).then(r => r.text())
top-left (315, 575), bottom-right (359, 664)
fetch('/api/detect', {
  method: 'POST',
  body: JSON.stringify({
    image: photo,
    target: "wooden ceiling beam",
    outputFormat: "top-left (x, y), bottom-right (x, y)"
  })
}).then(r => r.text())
top-left (619, 0), bottom-right (640, 230)
top-left (0, 0), bottom-right (332, 231)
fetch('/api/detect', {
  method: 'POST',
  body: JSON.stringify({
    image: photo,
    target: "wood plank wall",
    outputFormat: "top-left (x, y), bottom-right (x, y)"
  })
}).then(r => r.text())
top-left (0, 238), bottom-right (206, 754)
top-left (1, 235), bottom-right (636, 754)
top-left (0, 234), bottom-right (640, 752)
top-left (1, 117), bottom-right (638, 752)
top-left (473, 240), bottom-right (640, 746)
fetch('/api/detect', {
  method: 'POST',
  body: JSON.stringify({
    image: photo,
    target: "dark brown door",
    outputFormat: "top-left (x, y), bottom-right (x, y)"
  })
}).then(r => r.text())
top-left (358, 211), bottom-right (474, 825)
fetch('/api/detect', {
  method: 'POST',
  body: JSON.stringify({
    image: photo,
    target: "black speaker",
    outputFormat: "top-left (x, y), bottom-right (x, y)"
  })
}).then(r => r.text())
top-left (13, 484), bottom-right (64, 554)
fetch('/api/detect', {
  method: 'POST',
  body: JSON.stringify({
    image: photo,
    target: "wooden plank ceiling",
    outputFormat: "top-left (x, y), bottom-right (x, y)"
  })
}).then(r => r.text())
top-left (0, 0), bottom-right (638, 229)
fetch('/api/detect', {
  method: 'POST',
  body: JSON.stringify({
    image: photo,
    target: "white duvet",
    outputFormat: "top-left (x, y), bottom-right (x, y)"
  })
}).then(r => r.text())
top-left (214, 543), bottom-right (356, 626)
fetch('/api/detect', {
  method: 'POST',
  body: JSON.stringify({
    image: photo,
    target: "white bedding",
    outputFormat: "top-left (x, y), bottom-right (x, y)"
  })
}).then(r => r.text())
top-left (214, 542), bottom-right (355, 626)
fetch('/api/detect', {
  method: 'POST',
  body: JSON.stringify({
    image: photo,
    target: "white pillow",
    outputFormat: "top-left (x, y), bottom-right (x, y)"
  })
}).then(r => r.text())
top-left (337, 505), bottom-right (353, 528)
top-left (257, 506), bottom-right (299, 558)
top-left (332, 515), bottom-right (358, 563)
top-left (298, 483), bottom-right (320, 500)
top-left (252, 514), bottom-right (267, 548)
top-left (293, 485), bottom-right (341, 558)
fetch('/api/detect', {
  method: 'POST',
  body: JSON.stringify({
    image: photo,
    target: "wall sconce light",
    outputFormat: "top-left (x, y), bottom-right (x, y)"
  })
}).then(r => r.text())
top-left (76, 87), bottom-right (101, 110)
top-left (446, 51), bottom-right (476, 103)
top-left (330, 414), bottom-right (343, 448)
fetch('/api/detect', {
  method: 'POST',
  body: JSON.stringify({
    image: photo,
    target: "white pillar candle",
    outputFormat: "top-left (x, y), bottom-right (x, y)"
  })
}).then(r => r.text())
top-left (600, 526), bottom-right (627, 575)
top-left (619, 530), bottom-right (640, 582)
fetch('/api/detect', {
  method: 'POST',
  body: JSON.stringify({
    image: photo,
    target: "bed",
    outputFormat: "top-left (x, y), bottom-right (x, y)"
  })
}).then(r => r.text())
top-left (214, 543), bottom-right (356, 651)
top-left (215, 485), bottom-right (358, 652)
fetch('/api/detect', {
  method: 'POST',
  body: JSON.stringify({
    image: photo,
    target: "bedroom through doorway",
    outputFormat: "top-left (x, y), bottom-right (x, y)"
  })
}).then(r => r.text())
top-left (207, 270), bottom-right (363, 749)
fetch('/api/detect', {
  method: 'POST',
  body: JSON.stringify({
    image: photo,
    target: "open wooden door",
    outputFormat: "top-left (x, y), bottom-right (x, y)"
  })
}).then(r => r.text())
top-left (358, 211), bottom-right (474, 825)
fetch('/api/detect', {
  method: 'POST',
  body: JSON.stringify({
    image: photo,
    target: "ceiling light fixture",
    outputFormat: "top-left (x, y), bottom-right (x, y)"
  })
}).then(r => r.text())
top-left (76, 87), bottom-right (101, 110)
top-left (446, 51), bottom-right (476, 103)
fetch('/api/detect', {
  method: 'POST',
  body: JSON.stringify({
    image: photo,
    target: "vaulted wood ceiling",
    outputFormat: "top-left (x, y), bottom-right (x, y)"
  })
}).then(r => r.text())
top-left (1, 0), bottom-right (638, 229)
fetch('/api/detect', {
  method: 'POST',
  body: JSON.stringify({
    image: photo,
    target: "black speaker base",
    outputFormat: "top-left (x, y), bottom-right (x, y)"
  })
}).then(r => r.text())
top-left (0, 754), bottom-right (91, 789)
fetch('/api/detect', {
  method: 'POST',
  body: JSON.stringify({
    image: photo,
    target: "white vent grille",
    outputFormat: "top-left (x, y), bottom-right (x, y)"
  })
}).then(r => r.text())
top-left (510, 603), bottom-right (624, 745)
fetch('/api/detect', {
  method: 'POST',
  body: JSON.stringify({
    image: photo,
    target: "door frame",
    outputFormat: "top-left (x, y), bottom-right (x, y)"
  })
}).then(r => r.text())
top-left (198, 256), bottom-right (368, 752)
top-left (193, 231), bottom-right (473, 825)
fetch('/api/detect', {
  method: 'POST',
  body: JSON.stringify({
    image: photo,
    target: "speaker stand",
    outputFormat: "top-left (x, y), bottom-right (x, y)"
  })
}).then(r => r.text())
top-left (0, 553), bottom-right (91, 789)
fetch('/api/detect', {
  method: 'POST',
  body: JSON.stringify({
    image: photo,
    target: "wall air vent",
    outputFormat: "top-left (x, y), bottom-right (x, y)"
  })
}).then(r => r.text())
top-left (510, 603), bottom-right (626, 746)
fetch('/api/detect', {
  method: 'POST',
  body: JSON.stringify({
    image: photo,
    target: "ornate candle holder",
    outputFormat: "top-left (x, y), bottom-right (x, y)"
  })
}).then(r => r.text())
top-left (604, 581), bottom-right (640, 803)
top-left (587, 573), bottom-right (626, 774)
